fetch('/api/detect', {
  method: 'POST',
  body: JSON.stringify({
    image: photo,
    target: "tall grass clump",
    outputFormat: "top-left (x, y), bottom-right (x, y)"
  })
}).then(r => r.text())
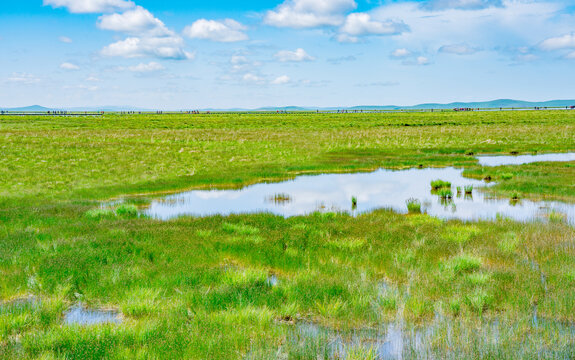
top-left (431, 180), bottom-right (451, 190)
top-left (115, 204), bottom-right (139, 218)
top-left (438, 188), bottom-right (453, 199)
top-left (464, 185), bottom-right (473, 195)
top-left (406, 198), bottom-right (421, 214)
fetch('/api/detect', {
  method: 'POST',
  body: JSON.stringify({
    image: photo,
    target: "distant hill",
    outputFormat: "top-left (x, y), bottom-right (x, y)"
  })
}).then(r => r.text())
top-left (0, 105), bottom-right (151, 112)
top-left (2, 99), bottom-right (575, 112)
top-left (223, 99), bottom-right (575, 111)
top-left (2, 105), bottom-right (53, 112)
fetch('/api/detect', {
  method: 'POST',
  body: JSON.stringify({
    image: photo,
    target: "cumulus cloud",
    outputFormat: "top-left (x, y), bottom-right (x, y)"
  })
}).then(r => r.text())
top-left (43, 0), bottom-right (134, 14)
top-left (101, 36), bottom-right (194, 60)
top-left (60, 62), bottom-right (80, 70)
top-left (59, 36), bottom-right (72, 43)
top-left (438, 43), bottom-right (479, 55)
top-left (98, 6), bottom-right (170, 36)
top-left (183, 19), bottom-right (248, 42)
top-left (391, 48), bottom-right (411, 58)
top-left (264, 0), bottom-right (357, 28)
top-left (421, 0), bottom-right (503, 11)
top-left (271, 75), bottom-right (291, 85)
top-left (337, 13), bottom-right (408, 42)
top-left (98, 6), bottom-right (192, 61)
top-left (539, 33), bottom-right (575, 51)
top-left (274, 48), bottom-right (315, 62)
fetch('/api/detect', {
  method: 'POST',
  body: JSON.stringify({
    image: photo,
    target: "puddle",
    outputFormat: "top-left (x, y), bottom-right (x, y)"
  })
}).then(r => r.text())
top-left (476, 152), bottom-right (575, 166)
top-left (286, 316), bottom-right (575, 359)
top-left (141, 166), bottom-right (575, 223)
top-left (0, 295), bottom-right (39, 311)
top-left (266, 275), bottom-right (279, 287)
top-left (289, 319), bottom-right (452, 359)
top-left (64, 303), bottom-right (122, 326)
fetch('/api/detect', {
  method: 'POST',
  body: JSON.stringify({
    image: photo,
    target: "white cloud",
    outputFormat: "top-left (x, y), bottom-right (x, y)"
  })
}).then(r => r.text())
top-left (98, 5), bottom-right (192, 61)
top-left (438, 43), bottom-right (479, 55)
top-left (391, 48), bottom-right (411, 58)
top-left (335, 33), bottom-right (360, 43)
top-left (337, 13), bottom-right (408, 42)
top-left (85, 76), bottom-right (101, 82)
top-left (417, 56), bottom-right (430, 65)
top-left (566, 51), bottom-right (575, 59)
top-left (43, 0), bottom-right (134, 14)
top-left (243, 73), bottom-right (265, 83)
top-left (98, 6), bottom-right (170, 36)
top-left (231, 55), bottom-right (248, 65)
top-left (271, 75), bottom-right (291, 85)
top-left (6, 73), bottom-right (42, 85)
top-left (59, 36), bottom-right (72, 43)
top-left (274, 48), bottom-right (315, 62)
top-left (370, 0), bottom-right (566, 63)
top-left (183, 19), bottom-right (248, 42)
top-left (126, 62), bottom-right (165, 72)
top-left (60, 62), bottom-right (80, 70)
top-left (101, 36), bottom-right (194, 60)
top-left (264, 0), bottom-right (357, 28)
top-left (421, 0), bottom-right (503, 11)
top-left (539, 33), bottom-right (575, 51)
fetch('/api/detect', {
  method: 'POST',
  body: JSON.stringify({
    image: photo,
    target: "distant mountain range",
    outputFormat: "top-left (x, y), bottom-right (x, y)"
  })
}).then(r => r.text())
top-left (2, 99), bottom-right (575, 112)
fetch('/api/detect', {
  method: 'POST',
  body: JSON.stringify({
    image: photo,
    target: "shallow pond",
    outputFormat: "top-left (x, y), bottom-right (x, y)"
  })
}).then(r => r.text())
top-left (142, 165), bottom-right (574, 223)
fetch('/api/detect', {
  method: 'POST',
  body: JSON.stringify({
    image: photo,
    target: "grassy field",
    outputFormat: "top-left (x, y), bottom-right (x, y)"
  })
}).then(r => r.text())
top-left (1, 111), bottom-right (574, 359)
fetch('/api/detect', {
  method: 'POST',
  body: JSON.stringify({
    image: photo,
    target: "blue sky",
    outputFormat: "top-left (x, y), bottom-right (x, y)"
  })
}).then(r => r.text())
top-left (1, 0), bottom-right (575, 109)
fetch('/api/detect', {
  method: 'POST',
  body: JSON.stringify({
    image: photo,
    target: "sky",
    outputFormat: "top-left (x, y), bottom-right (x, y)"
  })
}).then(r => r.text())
top-left (1, 0), bottom-right (575, 109)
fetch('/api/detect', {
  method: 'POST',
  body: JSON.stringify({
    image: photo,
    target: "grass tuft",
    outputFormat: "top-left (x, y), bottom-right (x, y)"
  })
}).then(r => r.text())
top-left (406, 198), bottom-right (421, 213)
top-left (115, 204), bottom-right (139, 218)
top-left (431, 179), bottom-right (452, 190)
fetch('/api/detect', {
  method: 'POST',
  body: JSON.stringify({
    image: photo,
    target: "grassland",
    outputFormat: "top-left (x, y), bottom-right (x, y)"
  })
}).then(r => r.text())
top-left (1, 111), bottom-right (574, 359)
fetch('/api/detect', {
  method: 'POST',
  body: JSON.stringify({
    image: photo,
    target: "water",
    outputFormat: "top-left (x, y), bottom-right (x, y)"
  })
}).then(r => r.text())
top-left (142, 165), bottom-right (575, 223)
top-left (476, 152), bottom-right (575, 166)
top-left (64, 303), bottom-right (122, 325)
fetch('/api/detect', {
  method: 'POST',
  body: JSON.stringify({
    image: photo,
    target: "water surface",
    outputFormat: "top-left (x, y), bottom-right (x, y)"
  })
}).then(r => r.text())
top-left (476, 152), bottom-right (575, 166)
top-left (64, 304), bottom-right (122, 325)
top-left (143, 166), bottom-right (574, 223)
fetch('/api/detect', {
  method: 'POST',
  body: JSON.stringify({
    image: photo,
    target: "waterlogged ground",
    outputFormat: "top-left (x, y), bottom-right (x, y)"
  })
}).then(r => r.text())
top-left (0, 112), bottom-right (574, 359)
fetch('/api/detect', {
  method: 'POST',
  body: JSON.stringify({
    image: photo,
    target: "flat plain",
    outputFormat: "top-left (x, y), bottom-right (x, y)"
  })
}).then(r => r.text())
top-left (1, 110), bottom-right (575, 359)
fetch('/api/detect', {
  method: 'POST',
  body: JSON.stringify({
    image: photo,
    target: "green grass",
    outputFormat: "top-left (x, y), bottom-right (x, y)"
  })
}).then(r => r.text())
top-left (431, 179), bottom-right (452, 190)
top-left (0, 111), bottom-right (574, 358)
top-left (406, 198), bottom-right (422, 213)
